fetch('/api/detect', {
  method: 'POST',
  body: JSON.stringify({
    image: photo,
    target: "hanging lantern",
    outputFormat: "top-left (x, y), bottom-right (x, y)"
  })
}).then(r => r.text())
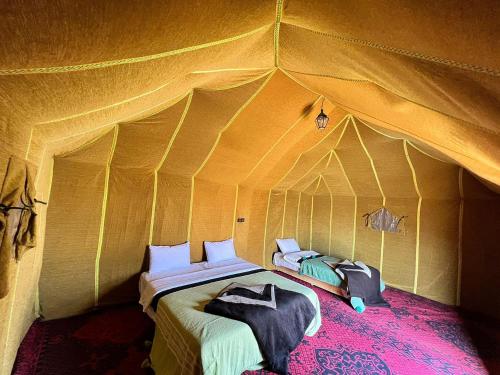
top-left (315, 99), bottom-right (329, 130)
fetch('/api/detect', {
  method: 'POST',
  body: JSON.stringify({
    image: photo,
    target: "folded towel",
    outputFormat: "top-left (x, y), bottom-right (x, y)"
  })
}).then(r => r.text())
top-left (205, 283), bottom-right (316, 375)
top-left (216, 283), bottom-right (276, 309)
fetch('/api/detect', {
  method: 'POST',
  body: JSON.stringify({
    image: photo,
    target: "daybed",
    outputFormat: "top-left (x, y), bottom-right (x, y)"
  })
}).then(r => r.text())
top-left (272, 239), bottom-right (385, 313)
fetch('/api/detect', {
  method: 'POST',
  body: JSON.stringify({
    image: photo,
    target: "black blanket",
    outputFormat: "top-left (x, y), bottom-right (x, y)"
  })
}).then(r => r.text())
top-left (204, 284), bottom-right (316, 375)
top-left (336, 263), bottom-right (389, 307)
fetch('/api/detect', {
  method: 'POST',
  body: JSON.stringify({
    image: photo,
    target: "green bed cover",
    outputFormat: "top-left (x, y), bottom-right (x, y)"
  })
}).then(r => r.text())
top-left (299, 256), bottom-right (344, 287)
top-left (298, 255), bottom-right (386, 314)
top-left (151, 270), bottom-right (321, 375)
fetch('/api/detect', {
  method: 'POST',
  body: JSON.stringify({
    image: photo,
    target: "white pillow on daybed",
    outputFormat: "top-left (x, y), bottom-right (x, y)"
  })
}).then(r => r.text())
top-left (276, 238), bottom-right (301, 254)
top-left (204, 238), bottom-right (237, 264)
top-left (148, 242), bottom-right (191, 274)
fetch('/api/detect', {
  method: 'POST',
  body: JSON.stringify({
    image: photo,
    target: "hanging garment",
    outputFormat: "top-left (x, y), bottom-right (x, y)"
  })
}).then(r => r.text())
top-left (0, 156), bottom-right (37, 298)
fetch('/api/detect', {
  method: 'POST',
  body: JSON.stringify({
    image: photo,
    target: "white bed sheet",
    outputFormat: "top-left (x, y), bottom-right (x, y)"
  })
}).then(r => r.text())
top-left (273, 252), bottom-right (300, 272)
top-left (272, 250), bottom-right (321, 272)
top-left (139, 257), bottom-right (261, 318)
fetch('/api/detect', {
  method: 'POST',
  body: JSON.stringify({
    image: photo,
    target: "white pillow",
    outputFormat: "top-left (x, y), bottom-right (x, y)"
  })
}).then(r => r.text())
top-left (148, 242), bottom-right (190, 274)
top-left (204, 238), bottom-right (237, 264)
top-left (276, 238), bottom-right (301, 254)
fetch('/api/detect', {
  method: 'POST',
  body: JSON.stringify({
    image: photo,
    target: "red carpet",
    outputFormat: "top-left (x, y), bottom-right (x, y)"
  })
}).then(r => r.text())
top-left (13, 272), bottom-right (500, 374)
top-left (13, 305), bottom-right (155, 375)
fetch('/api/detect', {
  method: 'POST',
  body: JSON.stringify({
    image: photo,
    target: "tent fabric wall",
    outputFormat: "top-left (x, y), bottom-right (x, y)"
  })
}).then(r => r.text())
top-left (1, 2), bottom-right (499, 374)
top-left (263, 191), bottom-right (286, 269)
top-left (263, 118), bottom-right (467, 304)
top-left (296, 193), bottom-right (312, 250)
top-left (311, 192), bottom-right (331, 254)
top-left (39, 131), bottom-right (115, 318)
top-left (189, 179), bottom-right (237, 262)
top-left (282, 191), bottom-right (300, 239)
top-left (234, 188), bottom-right (269, 266)
top-left (461, 170), bottom-right (500, 318)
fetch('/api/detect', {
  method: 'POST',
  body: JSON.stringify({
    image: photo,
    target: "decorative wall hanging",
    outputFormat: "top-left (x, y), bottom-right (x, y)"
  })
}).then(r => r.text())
top-left (363, 207), bottom-right (407, 234)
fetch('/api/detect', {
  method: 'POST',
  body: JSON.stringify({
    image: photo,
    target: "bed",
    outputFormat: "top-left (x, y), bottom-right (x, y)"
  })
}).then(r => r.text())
top-left (139, 257), bottom-right (322, 375)
top-left (272, 251), bottom-right (348, 298)
top-left (273, 251), bottom-right (348, 298)
top-left (272, 247), bottom-right (386, 313)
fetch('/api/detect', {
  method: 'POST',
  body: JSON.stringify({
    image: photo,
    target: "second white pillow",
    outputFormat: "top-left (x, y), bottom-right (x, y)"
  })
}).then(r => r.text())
top-left (205, 238), bottom-right (237, 264)
top-left (276, 238), bottom-right (301, 254)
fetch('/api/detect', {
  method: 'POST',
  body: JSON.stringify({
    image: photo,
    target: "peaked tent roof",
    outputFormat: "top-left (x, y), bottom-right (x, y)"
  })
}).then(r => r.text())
top-left (1, 0), bottom-right (499, 188)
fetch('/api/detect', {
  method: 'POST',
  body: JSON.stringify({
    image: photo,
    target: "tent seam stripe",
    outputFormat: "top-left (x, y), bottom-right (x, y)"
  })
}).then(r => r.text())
top-left (296, 192), bottom-right (302, 241)
top-left (35, 144), bottom-right (48, 186)
top-left (313, 175), bottom-right (322, 194)
top-left (43, 68), bottom-right (272, 153)
top-left (191, 67), bottom-right (270, 74)
top-left (45, 93), bottom-right (188, 146)
top-left (321, 154), bottom-right (334, 255)
top-left (25, 127), bottom-right (34, 159)
top-left (155, 92), bottom-right (194, 172)
top-left (94, 124), bottom-right (119, 306)
top-left (404, 141), bottom-right (422, 294)
top-left (231, 185), bottom-right (239, 238)
top-left (193, 69), bottom-right (276, 178)
top-left (281, 190), bottom-right (288, 237)
top-left (34, 149), bottom-right (54, 317)
top-left (352, 117), bottom-right (386, 273)
top-left (356, 116), bottom-right (452, 163)
top-left (309, 192), bottom-right (314, 250)
top-left (302, 174), bottom-right (321, 193)
top-left (284, 65), bottom-right (497, 161)
top-left (0, 24), bottom-right (273, 75)
top-left (327, 95), bottom-right (500, 173)
top-left (321, 174), bottom-right (334, 256)
top-left (36, 69), bottom-right (272, 128)
top-left (262, 190), bottom-right (273, 266)
top-left (150, 91), bottom-right (192, 246)
top-left (35, 79), bottom-right (175, 125)
top-left (242, 95), bottom-right (322, 183)
top-left (274, 115), bottom-right (347, 191)
top-left (285, 69), bottom-right (500, 137)
top-left (355, 117), bottom-right (403, 140)
top-left (55, 128), bottom-right (115, 159)
top-left (310, 176), bottom-right (323, 252)
top-left (331, 149), bottom-right (356, 259)
top-left (148, 171), bottom-right (158, 245)
top-left (406, 141), bottom-right (450, 164)
top-left (187, 176), bottom-right (195, 242)
top-left (199, 69), bottom-right (275, 92)
top-left (284, 23), bottom-right (500, 76)
top-left (289, 152), bottom-right (331, 192)
top-left (274, 0), bottom-right (284, 67)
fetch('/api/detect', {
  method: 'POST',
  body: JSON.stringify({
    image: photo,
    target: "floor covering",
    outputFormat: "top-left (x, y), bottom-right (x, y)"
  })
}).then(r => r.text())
top-left (13, 271), bottom-right (499, 374)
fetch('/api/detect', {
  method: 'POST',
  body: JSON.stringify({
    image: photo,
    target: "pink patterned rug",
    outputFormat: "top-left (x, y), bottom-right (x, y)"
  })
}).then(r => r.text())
top-left (13, 271), bottom-right (500, 374)
top-left (247, 272), bottom-right (500, 375)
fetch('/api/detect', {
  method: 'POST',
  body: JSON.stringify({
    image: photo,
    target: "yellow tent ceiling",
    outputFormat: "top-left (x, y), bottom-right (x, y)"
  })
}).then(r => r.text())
top-left (1, 0), bottom-right (499, 188)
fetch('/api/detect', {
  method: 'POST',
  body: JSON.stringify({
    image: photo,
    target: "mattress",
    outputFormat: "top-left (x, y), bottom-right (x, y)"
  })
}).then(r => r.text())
top-left (273, 251), bottom-right (344, 288)
top-left (139, 261), bottom-right (209, 320)
top-left (272, 251), bottom-right (300, 272)
top-left (141, 258), bottom-right (321, 375)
